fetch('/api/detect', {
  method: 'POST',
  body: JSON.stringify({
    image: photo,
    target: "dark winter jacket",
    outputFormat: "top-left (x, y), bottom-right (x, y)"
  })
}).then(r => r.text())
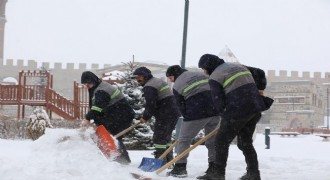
top-left (142, 77), bottom-right (181, 121)
top-left (244, 65), bottom-right (274, 110)
top-left (172, 70), bottom-right (219, 121)
top-left (198, 55), bottom-right (266, 119)
top-left (81, 71), bottom-right (135, 135)
top-left (244, 66), bottom-right (267, 90)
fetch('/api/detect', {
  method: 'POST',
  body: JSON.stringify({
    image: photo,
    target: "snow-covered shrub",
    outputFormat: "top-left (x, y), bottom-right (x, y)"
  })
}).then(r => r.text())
top-left (26, 107), bottom-right (53, 140)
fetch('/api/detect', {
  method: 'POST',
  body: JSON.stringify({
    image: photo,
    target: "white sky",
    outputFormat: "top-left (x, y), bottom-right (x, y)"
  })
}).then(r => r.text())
top-left (0, 128), bottom-right (329, 180)
top-left (3, 0), bottom-right (330, 73)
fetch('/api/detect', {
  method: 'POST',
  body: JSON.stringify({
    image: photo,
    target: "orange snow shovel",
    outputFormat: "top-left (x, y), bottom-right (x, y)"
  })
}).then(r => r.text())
top-left (94, 122), bottom-right (141, 159)
top-left (138, 140), bottom-right (178, 172)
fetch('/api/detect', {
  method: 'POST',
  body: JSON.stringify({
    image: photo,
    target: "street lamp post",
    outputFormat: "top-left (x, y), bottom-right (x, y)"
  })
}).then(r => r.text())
top-left (327, 88), bottom-right (329, 130)
top-left (181, 0), bottom-right (189, 69)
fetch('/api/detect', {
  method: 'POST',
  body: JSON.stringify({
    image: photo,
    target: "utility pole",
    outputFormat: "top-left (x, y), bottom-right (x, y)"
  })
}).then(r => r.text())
top-left (0, 0), bottom-right (8, 59)
top-left (181, 0), bottom-right (189, 69)
top-left (327, 88), bottom-right (329, 130)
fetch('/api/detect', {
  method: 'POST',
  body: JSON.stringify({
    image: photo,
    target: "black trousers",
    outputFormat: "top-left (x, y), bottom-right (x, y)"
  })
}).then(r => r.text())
top-left (214, 112), bottom-right (261, 173)
top-left (153, 115), bottom-right (178, 158)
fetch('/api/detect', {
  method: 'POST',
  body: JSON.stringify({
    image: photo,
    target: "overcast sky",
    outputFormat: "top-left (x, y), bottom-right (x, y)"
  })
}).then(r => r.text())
top-left (4, 0), bottom-right (330, 74)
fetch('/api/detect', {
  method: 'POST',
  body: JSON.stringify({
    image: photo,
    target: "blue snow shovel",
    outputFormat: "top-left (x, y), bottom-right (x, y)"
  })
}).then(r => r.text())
top-left (138, 141), bottom-right (178, 172)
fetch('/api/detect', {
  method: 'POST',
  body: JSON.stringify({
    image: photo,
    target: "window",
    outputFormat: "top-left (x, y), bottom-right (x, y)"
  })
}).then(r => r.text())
top-left (274, 96), bottom-right (305, 104)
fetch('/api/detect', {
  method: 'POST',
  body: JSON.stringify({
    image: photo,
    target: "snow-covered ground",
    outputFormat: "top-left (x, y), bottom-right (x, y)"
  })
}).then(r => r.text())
top-left (1, 128), bottom-right (329, 180)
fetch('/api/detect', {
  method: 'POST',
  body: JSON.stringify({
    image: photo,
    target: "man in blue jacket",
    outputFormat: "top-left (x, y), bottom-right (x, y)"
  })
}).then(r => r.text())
top-left (197, 54), bottom-right (267, 180)
top-left (133, 67), bottom-right (180, 163)
top-left (165, 65), bottom-right (220, 178)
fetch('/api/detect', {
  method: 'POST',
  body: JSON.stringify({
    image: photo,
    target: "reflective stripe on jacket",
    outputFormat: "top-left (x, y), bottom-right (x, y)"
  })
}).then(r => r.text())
top-left (91, 81), bottom-right (124, 112)
top-left (209, 63), bottom-right (266, 119)
top-left (173, 71), bottom-right (219, 121)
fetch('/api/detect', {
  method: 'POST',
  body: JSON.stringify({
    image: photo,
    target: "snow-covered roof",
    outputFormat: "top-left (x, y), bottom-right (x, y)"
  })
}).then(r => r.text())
top-left (1, 77), bottom-right (18, 85)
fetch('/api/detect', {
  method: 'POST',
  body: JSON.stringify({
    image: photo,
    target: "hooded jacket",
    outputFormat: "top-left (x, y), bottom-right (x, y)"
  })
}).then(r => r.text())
top-left (199, 55), bottom-right (267, 119)
top-left (133, 67), bottom-right (180, 121)
top-left (170, 68), bottom-right (219, 121)
top-left (81, 71), bottom-right (135, 135)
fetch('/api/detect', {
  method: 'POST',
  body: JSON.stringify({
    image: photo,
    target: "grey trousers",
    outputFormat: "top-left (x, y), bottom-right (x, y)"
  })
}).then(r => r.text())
top-left (175, 116), bottom-right (221, 164)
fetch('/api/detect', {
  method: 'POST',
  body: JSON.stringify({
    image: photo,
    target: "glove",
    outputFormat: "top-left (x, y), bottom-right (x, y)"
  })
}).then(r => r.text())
top-left (81, 119), bottom-right (91, 127)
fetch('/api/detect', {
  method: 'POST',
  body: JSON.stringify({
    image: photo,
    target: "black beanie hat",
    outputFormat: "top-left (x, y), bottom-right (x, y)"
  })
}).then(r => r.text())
top-left (198, 54), bottom-right (224, 74)
top-left (166, 65), bottom-right (187, 81)
top-left (133, 67), bottom-right (153, 80)
top-left (81, 71), bottom-right (101, 85)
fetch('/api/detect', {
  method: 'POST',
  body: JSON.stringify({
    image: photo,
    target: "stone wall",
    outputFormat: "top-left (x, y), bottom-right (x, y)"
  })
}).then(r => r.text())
top-left (0, 58), bottom-right (111, 98)
top-left (1, 58), bottom-right (330, 133)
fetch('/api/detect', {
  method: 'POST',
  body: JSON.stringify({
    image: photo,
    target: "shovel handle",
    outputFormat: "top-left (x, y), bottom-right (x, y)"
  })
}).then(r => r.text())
top-left (114, 122), bottom-right (141, 138)
top-left (158, 140), bottom-right (179, 160)
top-left (156, 127), bottom-right (219, 175)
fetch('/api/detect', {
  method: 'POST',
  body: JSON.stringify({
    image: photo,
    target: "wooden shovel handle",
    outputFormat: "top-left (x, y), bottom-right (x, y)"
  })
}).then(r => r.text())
top-left (158, 140), bottom-right (179, 160)
top-left (156, 127), bottom-right (219, 175)
top-left (114, 122), bottom-right (141, 138)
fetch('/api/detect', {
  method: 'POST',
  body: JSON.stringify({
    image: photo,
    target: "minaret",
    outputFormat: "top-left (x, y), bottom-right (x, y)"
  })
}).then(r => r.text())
top-left (0, 0), bottom-right (7, 60)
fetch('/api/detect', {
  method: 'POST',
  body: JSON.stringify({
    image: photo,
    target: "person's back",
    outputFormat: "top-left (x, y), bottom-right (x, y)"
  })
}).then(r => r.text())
top-left (143, 76), bottom-right (180, 119)
top-left (172, 70), bottom-right (219, 120)
top-left (85, 79), bottom-right (134, 135)
top-left (209, 62), bottom-right (266, 119)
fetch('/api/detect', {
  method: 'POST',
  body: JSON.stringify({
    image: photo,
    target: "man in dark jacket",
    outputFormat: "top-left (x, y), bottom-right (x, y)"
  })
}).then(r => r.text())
top-left (81, 71), bottom-right (135, 164)
top-left (197, 54), bottom-right (268, 180)
top-left (133, 67), bottom-right (180, 163)
top-left (165, 65), bottom-right (220, 178)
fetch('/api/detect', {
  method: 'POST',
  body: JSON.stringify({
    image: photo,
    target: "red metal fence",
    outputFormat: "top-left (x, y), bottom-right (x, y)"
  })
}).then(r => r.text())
top-left (0, 70), bottom-right (89, 120)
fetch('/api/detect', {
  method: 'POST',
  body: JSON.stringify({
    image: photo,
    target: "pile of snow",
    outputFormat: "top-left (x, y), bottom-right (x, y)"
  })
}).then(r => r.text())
top-left (0, 129), bottom-right (330, 180)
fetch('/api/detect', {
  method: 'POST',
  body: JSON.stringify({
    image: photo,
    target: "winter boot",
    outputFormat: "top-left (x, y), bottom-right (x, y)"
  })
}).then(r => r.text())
top-left (197, 162), bottom-right (216, 179)
top-left (166, 163), bottom-right (188, 178)
top-left (239, 170), bottom-right (261, 180)
top-left (196, 173), bottom-right (225, 180)
top-left (196, 163), bottom-right (225, 180)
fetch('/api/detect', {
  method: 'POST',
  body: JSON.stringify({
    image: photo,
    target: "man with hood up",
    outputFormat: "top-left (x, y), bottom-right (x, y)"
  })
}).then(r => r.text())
top-left (81, 71), bottom-right (135, 164)
top-left (133, 67), bottom-right (180, 163)
top-left (197, 54), bottom-right (269, 180)
top-left (165, 65), bottom-right (220, 178)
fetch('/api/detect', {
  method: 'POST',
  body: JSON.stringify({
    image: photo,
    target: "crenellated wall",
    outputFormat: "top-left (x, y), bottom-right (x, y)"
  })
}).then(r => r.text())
top-left (0, 58), bottom-right (111, 98)
top-left (1, 58), bottom-right (330, 131)
top-left (266, 70), bottom-right (330, 84)
top-left (2, 59), bottom-right (330, 99)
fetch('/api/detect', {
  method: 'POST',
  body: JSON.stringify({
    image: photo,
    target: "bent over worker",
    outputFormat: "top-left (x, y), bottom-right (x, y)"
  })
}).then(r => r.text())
top-left (81, 71), bottom-right (135, 165)
top-left (165, 65), bottom-right (220, 178)
top-left (197, 54), bottom-right (267, 180)
top-left (133, 67), bottom-right (180, 163)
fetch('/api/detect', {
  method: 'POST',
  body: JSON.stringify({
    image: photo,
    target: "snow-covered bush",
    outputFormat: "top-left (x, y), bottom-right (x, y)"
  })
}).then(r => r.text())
top-left (26, 107), bottom-right (53, 140)
top-left (114, 60), bottom-right (155, 150)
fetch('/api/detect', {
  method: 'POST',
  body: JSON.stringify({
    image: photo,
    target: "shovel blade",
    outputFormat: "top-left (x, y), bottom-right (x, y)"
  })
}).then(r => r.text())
top-left (95, 125), bottom-right (120, 159)
top-left (138, 157), bottom-right (165, 172)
